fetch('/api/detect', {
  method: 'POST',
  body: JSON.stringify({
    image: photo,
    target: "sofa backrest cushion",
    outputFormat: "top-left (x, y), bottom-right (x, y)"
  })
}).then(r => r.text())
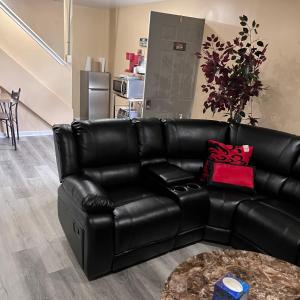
top-left (230, 124), bottom-right (300, 197)
top-left (72, 119), bottom-right (140, 187)
top-left (134, 118), bottom-right (167, 165)
top-left (281, 152), bottom-right (300, 205)
top-left (72, 119), bottom-right (139, 167)
top-left (163, 119), bottom-right (229, 174)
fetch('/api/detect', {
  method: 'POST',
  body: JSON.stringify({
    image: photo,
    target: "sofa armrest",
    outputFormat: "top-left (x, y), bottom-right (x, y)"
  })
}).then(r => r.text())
top-left (62, 175), bottom-right (114, 214)
top-left (143, 162), bottom-right (194, 186)
top-left (53, 124), bottom-right (79, 182)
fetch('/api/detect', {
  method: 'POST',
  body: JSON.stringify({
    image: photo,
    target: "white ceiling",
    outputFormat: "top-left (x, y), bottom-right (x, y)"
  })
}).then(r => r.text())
top-left (75, 0), bottom-right (165, 8)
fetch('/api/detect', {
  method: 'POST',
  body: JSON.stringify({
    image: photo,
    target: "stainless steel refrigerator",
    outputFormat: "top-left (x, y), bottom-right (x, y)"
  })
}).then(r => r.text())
top-left (80, 71), bottom-right (110, 120)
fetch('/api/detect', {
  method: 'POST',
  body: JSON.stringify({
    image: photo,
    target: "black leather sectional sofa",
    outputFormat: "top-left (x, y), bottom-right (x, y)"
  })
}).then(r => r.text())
top-left (53, 118), bottom-right (300, 280)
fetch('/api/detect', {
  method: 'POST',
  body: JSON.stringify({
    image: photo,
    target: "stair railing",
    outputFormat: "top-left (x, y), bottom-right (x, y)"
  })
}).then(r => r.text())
top-left (0, 0), bottom-right (67, 65)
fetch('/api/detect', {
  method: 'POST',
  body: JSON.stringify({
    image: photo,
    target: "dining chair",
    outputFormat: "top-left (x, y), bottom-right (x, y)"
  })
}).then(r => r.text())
top-left (0, 89), bottom-right (19, 150)
top-left (11, 88), bottom-right (21, 140)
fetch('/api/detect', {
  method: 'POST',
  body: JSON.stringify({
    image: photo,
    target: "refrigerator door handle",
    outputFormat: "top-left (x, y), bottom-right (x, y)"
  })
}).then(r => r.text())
top-left (89, 88), bottom-right (109, 91)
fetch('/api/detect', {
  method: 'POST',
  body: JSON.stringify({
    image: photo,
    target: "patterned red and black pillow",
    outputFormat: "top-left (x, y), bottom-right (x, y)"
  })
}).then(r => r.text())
top-left (207, 162), bottom-right (255, 192)
top-left (201, 139), bottom-right (254, 181)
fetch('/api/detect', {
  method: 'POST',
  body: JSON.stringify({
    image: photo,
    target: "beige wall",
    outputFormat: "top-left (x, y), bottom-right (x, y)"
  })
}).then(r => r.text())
top-left (0, 7), bottom-right (72, 108)
top-left (72, 5), bottom-right (110, 118)
top-left (2, 0), bottom-right (299, 134)
top-left (1, 1), bottom-right (111, 126)
top-left (3, 0), bottom-right (64, 58)
top-left (0, 48), bottom-right (73, 126)
top-left (17, 104), bottom-right (51, 132)
top-left (0, 4), bottom-right (73, 127)
top-left (112, 0), bottom-right (300, 134)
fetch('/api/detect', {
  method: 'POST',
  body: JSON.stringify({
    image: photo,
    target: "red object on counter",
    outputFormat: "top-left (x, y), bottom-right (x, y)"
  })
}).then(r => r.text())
top-left (126, 51), bottom-right (142, 73)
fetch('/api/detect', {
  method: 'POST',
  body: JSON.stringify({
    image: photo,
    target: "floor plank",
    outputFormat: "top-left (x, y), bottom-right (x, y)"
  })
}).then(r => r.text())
top-left (0, 136), bottom-right (221, 299)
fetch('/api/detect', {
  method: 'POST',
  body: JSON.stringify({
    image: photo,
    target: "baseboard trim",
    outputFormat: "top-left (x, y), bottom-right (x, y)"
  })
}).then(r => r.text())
top-left (0, 130), bottom-right (53, 138)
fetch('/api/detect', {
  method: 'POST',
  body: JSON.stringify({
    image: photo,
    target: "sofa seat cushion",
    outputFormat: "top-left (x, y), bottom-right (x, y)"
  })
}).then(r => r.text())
top-left (206, 188), bottom-right (258, 230)
top-left (111, 185), bottom-right (181, 254)
top-left (107, 184), bottom-right (155, 207)
top-left (204, 189), bottom-right (263, 244)
top-left (261, 198), bottom-right (300, 221)
top-left (233, 200), bottom-right (300, 264)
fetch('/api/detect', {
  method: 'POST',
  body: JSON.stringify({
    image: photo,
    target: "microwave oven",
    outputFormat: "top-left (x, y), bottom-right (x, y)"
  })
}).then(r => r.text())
top-left (113, 76), bottom-right (144, 99)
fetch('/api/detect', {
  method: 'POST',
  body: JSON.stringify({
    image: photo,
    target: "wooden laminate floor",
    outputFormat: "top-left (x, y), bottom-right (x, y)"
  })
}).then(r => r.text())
top-left (0, 136), bottom-right (221, 300)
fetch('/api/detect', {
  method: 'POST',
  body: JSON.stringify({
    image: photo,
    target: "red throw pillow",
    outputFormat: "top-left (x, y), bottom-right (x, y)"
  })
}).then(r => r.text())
top-left (201, 140), bottom-right (254, 181)
top-left (208, 162), bottom-right (255, 192)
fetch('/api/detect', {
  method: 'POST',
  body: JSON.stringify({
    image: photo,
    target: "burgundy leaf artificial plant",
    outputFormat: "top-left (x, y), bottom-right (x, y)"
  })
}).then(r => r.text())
top-left (196, 15), bottom-right (268, 125)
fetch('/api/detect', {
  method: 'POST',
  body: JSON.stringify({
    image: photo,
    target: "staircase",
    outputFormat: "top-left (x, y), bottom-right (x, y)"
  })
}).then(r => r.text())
top-left (0, 0), bottom-right (73, 126)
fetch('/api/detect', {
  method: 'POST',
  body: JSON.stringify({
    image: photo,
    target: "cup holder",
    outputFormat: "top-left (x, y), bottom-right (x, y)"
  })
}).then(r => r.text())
top-left (172, 186), bottom-right (188, 193)
top-left (171, 183), bottom-right (201, 194)
top-left (186, 183), bottom-right (201, 190)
